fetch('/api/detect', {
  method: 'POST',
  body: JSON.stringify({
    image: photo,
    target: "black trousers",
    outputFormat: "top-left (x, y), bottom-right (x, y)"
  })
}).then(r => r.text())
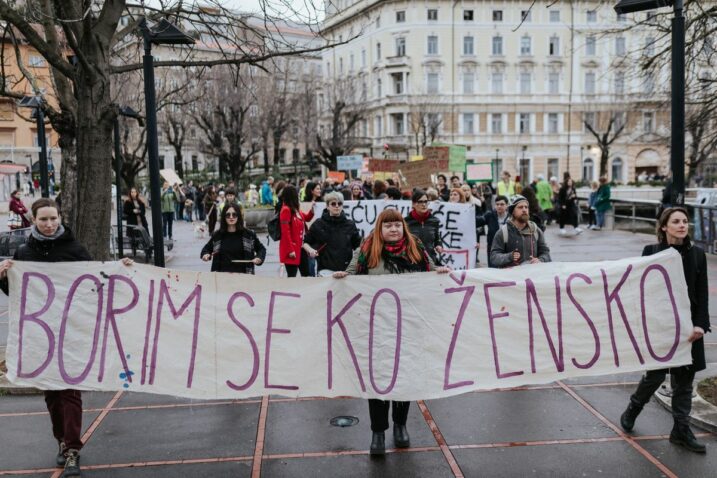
top-left (285, 264), bottom-right (299, 277)
top-left (45, 390), bottom-right (83, 451)
top-left (368, 399), bottom-right (410, 432)
top-left (629, 366), bottom-right (696, 424)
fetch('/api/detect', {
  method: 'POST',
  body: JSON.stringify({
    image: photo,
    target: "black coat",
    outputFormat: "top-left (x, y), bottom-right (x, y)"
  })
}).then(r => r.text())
top-left (305, 210), bottom-right (361, 272)
top-left (200, 229), bottom-right (266, 274)
top-left (643, 241), bottom-right (710, 371)
top-left (123, 199), bottom-right (149, 230)
top-left (404, 212), bottom-right (442, 264)
top-left (1, 227), bottom-right (92, 295)
top-left (477, 210), bottom-right (508, 265)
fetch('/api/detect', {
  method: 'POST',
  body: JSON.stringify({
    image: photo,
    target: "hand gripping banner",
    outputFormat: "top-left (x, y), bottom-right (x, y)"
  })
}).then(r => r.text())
top-left (5, 249), bottom-right (692, 400)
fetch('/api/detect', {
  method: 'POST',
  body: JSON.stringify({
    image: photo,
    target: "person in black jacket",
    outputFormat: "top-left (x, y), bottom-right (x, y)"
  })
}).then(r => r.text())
top-left (201, 202), bottom-right (266, 274)
top-left (476, 195), bottom-right (509, 267)
top-left (0, 198), bottom-right (133, 477)
top-left (620, 207), bottom-right (710, 453)
top-left (558, 178), bottom-right (583, 235)
top-left (303, 191), bottom-right (361, 275)
top-left (123, 188), bottom-right (150, 248)
top-left (404, 189), bottom-right (443, 265)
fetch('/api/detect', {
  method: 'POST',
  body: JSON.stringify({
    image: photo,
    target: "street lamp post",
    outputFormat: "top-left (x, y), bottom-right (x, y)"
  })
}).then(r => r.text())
top-left (614, 0), bottom-right (685, 204)
top-left (18, 96), bottom-right (49, 198)
top-left (113, 106), bottom-right (143, 258)
top-left (138, 18), bottom-right (195, 267)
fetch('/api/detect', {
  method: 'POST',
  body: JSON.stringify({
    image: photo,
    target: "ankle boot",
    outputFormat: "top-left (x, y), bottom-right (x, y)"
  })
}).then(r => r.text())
top-left (393, 424), bottom-right (410, 448)
top-left (55, 441), bottom-right (66, 468)
top-left (670, 422), bottom-right (706, 453)
top-left (370, 432), bottom-right (385, 455)
top-left (61, 449), bottom-right (81, 477)
top-left (620, 402), bottom-right (643, 432)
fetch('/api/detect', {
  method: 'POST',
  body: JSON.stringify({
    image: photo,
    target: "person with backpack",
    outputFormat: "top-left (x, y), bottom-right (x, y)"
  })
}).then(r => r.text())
top-left (489, 195), bottom-right (551, 268)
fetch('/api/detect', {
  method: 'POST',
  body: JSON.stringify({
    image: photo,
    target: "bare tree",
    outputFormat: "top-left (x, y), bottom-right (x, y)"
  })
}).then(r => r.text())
top-left (408, 94), bottom-right (445, 155)
top-left (583, 111), bottom-right (628, 177)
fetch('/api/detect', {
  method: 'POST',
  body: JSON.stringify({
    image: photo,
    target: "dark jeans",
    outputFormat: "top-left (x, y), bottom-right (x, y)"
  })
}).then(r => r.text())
top-left (629, 366), bottom-right (696, 424)
top-left (162, 212), bottom-right (174, 239)
top-left (45, 390), bottom-right (83, 450)
top-left (299, 249), bottom-right (314, 277)
top-left (368, 399), bottom-right (410, 432)
top-left (559, 207), bottom-right (578, 228)
top-left (588, 209), bottom-right (597, 226)
top-left (285, 264), bottom-right (299, 277)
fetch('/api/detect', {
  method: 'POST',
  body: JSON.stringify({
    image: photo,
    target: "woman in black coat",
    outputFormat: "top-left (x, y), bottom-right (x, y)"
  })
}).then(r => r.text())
top-left (558, 178), bottom-right (582, 235)
top-left (123, 187), bottom-right (150, 242)
top-left (620, 207), bottom-right (710, 453)
top-left (403, 189), bottom-right (443, 265)
top-left (201, 202), bottom-right (266, 274)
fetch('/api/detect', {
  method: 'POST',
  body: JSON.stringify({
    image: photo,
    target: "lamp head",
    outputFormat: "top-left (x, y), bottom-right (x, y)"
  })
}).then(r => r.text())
top-left (614, 0), bottom-right (673, 14)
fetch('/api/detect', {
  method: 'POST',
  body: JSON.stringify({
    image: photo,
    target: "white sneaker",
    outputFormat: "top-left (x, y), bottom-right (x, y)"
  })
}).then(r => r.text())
top-left (593, 226), bottom-right (601, 231)
top-left (575, 227), bottom-right (583, 234)
top-left (560, 229), bottom-right (567, 235)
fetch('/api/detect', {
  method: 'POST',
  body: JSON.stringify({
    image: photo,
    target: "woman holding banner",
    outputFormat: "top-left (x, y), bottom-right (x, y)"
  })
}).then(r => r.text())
top-left (0, 198), bottom-right (133, 477)
top-left (333, 209), bottom-right (449, 455)
top-left (404, 189), bottom-right (443, 265)
top-left (279, 185), bottom-right (314, 277)
top-left (620, 207), bottom-right (710, 454)
top-left (201, 203), bottom-right (266, 274)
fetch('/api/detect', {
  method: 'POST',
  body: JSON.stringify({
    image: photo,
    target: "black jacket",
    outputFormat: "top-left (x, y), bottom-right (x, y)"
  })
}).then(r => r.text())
top-left (1, 227), bottom-right (92, 295)
top-left (123, 199), bottom-right (149, 229)
top-left (201, 229), bottom-right (266, 274)
top-left (404, 212), bottom-right (442, 264)
top-left (477, 209), bottom-right (508, 265)
top-left (305, 210), bottom-right (361, 272)
top-left (643, 241), bottom-right (710, 371)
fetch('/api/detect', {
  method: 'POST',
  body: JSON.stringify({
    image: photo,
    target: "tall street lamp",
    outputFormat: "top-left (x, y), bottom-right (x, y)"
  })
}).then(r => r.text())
top-left (614, 0), bottom-right (685, 205)
top-left (138, 18), bottom-right (195, 267)
top-left (18, 96), bottom-right (49, 198)
top-left (113, 105), bottom-right (143, 258)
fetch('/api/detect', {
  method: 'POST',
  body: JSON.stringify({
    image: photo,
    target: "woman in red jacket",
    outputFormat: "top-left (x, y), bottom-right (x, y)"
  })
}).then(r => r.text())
top-left (279, 185), bottom-right (314, 277)
top-left (8, 190), bottom-right (31, 229)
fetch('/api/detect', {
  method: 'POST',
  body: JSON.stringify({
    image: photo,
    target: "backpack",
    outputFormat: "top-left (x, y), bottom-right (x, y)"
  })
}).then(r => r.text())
top-left (500, 221), bottom-right (540, 244)
top-left (267, 213), bottom-right (281, 241)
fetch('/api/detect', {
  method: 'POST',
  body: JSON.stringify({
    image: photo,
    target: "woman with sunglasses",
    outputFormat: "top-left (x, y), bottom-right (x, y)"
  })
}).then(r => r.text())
top-left (404, 189), bottom-right (443, 265)
top-left (303, 192), bottom-right (361, 276)
top-left (201, 202), bottom-right (266, 274)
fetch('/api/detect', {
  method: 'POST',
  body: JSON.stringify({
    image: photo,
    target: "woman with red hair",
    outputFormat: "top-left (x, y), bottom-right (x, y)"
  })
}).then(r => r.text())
top-left (333, 209), bottom-right (449, 455)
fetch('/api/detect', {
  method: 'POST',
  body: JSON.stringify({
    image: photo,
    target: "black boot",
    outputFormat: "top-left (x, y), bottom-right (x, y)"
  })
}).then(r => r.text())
top-left (370, 432), bottom-right (385, 455)
top-left (620, 402), bottom-right (643, 432)
top-left (670, 422), bottom-right (706, 454)
top-left (61, 449), bottom-right (81, 477)
top-left (393, 424), bottom-right (410, 448)
top-left (56, 441), bottom-right (66, 468)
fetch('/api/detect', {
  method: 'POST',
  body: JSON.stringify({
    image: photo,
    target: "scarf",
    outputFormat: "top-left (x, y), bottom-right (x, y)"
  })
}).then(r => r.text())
top-left (410, 209), bottom-right (431, 224)
top-left (355, 237), bottom-right (430, 275)
top-left (31, 224), bottom-right (65, 241)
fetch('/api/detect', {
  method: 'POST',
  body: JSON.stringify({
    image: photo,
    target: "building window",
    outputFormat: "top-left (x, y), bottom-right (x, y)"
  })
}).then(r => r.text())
top-left (614, 72), bottom-right (625, 94)
top-left (611, 158), bottom-right (624, 182)
top-left (427, 35), bottom-right (438, 55)
top-left (376, 42), bottom-right (381, 59)
top-left (492, 36), bottom-right (503, 55)
top-left (427, 73), bottom-right (439, 94)
top-left (427, 9), bottom-right (438, 21)
top-left (646, 11), bottom-right (656, 21)
top-left (463, 113), bottom-right (475, 134)
top-left (548, 113), bottom-right (559, 133)
top-left (643, 112), bottom-right (654, 133)
top-left (519, 157), bottom-right (531, 184)
top-left (520, 72), bottom-right (531, 94)
top-left (585, 72), bottom-right (596, 95)
top-left (548, 158), bottom-right (559, 180)
top-left (520, 35), bottom-right (532, 55)
top-left (519, 113), bottom-right (530, 134)
top-left (376, 14), bottom-right (381, 28)
top-left (349, 54), bottom-right (354, 72)
top-left (582, 158), bottom-right (595, 182)
top-left (645, 37), bottom-right (655, 57)
top-left (617, 12), bottom-right (627, 22)
top-left (550, 10), bottom-right (560, 22)
top-left (614, 112), bottom-right (626, 131)
top-left (586, 36), bottom-right (596, 56)
top-left (377, 78), bottom-right (382, 97)
top-left (392, 113), bottom-right (404, 135)
top-left (587, 10), bottom-right (597, 23)
top-left (644, 72), bottom-right (655, 94)
top-left (491, 113), bottom-right (503, 134)
top-left (548, 72), bottom-right (560, 94)
top-left (584, 112), bottom-right (596, 130)
top-left (396, 11), bottom-right (405, 23)
top-left (463, 10), bottom-right (474, 21)
top-left (521, 10), bottom-right (532, 22)
top-left (462, 72), bottom-right (474, 94)
top-left (549, 35), bottom-right (560, 56)
top-left (615, 37), bottom-right (626, 55)
top-left (493, 10), bottom-right (503, 22)
top-left (375, 115), bottom-right (383, 136)
top-left (463, 36), bottom-right (474, 55)
top-left (191, 155), bottom-right (198, 171)
top-left (491, 73), bottom-right (503, 94)
top-left (339, 58), bottom-right (343, 74)
top-left (392, 73), bottom-right (404, 94)
top-left (396, 37), bottom-right (406, 57)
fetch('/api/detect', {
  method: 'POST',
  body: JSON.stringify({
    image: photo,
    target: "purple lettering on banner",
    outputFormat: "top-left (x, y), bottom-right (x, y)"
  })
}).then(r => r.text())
top-left (17, 272), bottom-right (56, 378)
top-left (265, 291), bottom-right (300, 390)
top-left (98, 275), bottom-right (139, 383)
top-left (484, 281), bottom-right (524, 379)
top-left (368, 289), bottom-right (402, 395)
top-left (640, 265), bottom-right (681, 362)
top-left (58, 274), bottom-right (104, 385)
top-left (443, 286), bottom-right (476, 390)
top-left (326, 291), bottom-right (366, 391)
top-left (140, 280), bottom-right (155, 385)
top-left (601, 266), bottom-right (644, 367)
top-left (566, 273), bottom-right (601, 369)
top-left (525, 279), bottom-right (564, 373)
top-left (226, 292), bottom-right (260, 391)
top-left (149, 280), bottom-right (203, 388)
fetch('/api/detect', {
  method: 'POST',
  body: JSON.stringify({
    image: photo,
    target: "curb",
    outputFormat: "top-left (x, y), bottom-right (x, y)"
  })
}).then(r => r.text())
top-left (654, 387), bottom-right (717, 434)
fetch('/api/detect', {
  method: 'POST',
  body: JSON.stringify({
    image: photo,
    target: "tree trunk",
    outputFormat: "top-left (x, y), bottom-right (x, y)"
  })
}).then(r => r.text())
top-left (58, 139), bottom-right (78, 229)
top-left (600, 148), bottom-right (609, 177)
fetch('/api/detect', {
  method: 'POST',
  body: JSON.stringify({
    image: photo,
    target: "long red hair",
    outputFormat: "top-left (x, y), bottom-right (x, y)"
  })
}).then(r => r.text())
top-left (362, 208), bottom-right (423, 269)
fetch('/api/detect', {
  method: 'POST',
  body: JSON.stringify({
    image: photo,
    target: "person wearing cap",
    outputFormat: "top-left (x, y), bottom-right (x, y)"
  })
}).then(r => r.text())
top-left (489, 195), bottom-right (551, 268)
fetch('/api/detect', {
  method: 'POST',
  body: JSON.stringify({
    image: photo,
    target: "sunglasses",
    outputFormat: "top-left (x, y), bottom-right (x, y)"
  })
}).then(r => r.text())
top-left (415, 200), bottom-right (429, 204)
top-left (225, 212), bottom-right (238, 218)
top-left (328, 201), bottom-right (343, 207)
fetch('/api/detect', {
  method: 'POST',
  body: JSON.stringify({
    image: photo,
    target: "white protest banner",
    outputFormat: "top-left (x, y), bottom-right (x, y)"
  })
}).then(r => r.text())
top-left (314, 200), bottom-right (477, 269)
top-left (5, 249), bottom-right (692, 400)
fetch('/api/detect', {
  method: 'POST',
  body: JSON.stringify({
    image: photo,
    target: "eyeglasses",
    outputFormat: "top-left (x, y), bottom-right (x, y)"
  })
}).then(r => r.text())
top-left (328, 201), bottom-right (343, 207)
top-left (415, 200), bottom-right (429, 204)
top-left (225, 212), bottom-right (238, 218)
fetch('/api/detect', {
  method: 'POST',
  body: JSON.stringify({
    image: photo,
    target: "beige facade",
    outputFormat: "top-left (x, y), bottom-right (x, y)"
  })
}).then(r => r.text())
top-left (321, 0), bottom-right (671, 184)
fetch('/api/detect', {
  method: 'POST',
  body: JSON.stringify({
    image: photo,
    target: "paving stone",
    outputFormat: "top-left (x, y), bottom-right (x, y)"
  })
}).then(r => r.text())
top-left (0, 391), bottom-right (115, 414)
top-left (639, 434), bottom-right (717, 478)
top-left (82, 461), bottom-right (252, 477)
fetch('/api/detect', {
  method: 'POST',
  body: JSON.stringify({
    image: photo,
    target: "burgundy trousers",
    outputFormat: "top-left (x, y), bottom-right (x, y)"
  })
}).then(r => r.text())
top-left (44, 390), bottom-right (83, 451)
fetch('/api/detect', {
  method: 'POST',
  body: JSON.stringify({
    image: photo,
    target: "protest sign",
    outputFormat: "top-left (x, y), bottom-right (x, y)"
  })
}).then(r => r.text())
top-left (4, 249), bottom-right (692, 400)
top-left (337, 155), bottom-right (364, 171)
top-left (314, 200), bottom-right (477, 269)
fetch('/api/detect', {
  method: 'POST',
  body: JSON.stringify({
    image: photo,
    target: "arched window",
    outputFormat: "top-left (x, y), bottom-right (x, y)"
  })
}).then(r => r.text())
top-left (582, 158), bottom-right (594, 182)
top-left (611, 157), bottom-right (624, 183)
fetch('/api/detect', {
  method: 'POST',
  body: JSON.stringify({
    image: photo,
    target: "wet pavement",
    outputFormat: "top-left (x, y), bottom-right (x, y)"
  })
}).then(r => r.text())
top-left (0, 217), bottom-right (715, 477)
